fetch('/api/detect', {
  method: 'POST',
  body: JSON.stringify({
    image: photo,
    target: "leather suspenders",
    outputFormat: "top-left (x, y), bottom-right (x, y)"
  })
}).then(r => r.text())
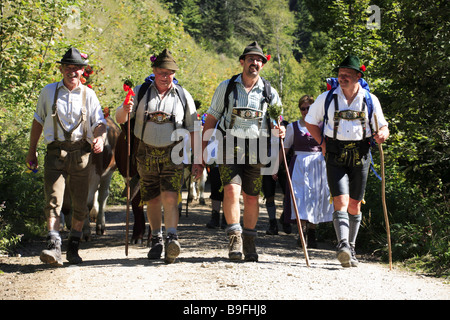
top-left (52, 84), bottom-right (87, 141)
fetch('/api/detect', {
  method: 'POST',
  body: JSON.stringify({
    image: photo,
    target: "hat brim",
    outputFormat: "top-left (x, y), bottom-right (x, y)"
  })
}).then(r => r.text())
top-left (152, 62), bottom-right (179, 71)
top-left (334, 65), bottom-right (364, 77)
top-left (57, 60), bottom-right (88, 66)
top-left (239, 52), bottom-right (268, 64)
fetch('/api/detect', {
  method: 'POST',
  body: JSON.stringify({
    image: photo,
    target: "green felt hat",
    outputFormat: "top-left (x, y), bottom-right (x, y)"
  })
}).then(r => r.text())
top-left (333, 55), bottom-right (365, 77)
top-left (152, 49), bottom-right (179, 71)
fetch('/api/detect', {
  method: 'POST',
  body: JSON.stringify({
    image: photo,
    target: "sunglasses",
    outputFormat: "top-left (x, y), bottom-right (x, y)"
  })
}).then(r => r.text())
top-left (300, 107), bottom-right (309, 111)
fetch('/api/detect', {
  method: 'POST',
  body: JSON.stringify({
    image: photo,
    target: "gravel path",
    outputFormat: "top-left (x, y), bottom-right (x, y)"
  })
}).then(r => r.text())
top-left (1, 191), bottom-right (448, 302)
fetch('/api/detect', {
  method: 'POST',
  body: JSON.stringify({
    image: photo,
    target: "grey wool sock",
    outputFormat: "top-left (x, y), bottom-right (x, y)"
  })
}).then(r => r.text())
top-left (348, 213), bottom-right (362, 247)
top-left (333, 211), bottom-right (349, 243)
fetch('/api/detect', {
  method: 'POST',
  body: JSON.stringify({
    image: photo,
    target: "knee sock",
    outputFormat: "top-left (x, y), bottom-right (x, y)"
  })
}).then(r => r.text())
top-left (348, 213), bottom-right (362, 247)
top-left (266, 202), bottom-right (276, 220)
top-left (166, 227), bottom-right (177, 236)
top-left (243, 227), bottom-right (257, 237)
top-left (48, 230), bottom-right (61, 241)
top-left (69, 229), bottom-right (82, 240)
top-left (212, 200), bottom-right (221, 213)
top-left (151, 228), bottom-right (162, 237)
top-left (226, 223), bottom-right (242, 235)
top-left (332, 211), bottom-right (349, 243)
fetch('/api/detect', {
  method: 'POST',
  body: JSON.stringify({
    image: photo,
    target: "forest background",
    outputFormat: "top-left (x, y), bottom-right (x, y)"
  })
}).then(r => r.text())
top-left (0, 0), bottom-right (448, 277)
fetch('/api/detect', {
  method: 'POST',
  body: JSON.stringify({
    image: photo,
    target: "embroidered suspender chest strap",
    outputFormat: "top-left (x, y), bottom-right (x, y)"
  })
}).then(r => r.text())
top-left (225, 74), bottom-right (272, 131)
top-left (52, 85), bottom-right (87, 141)
top-left (140, 84), bottom-right (186, 140)
top-left (332, 95), bottom-right (367, 140)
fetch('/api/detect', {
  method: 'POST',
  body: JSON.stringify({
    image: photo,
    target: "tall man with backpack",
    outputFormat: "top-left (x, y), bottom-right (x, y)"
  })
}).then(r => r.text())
top-left (116, 49), bottom-right (197, 264)
top-left (305, 55), bottom-right (389, 267)
top-left (193, 42), bottom-right (285, 262)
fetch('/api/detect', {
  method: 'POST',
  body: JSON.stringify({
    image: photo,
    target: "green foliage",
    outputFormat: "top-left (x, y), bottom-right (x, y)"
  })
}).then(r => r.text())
top-left (0, 0), bottom-right (73, 245)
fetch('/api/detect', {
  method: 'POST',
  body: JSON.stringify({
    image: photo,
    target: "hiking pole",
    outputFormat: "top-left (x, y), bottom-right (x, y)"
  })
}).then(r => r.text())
top-left (374, 114), bottom-right (392, 270)
top-left (279, 133), bottom-right (310, 267)
top-left (186, 172), bottom-right (191, 217)
top-left (125, 112), bottom-right (131, 256)
top-left (123, 79), bottom-right (135, 256)
top-left (267, 105), bottom-right (310, 266)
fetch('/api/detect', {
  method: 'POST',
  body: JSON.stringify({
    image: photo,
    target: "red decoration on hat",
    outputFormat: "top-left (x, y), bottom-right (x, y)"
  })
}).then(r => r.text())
top-left (266, 54), bottom-right (271, 61)
top-left (360, 65), bottom-right (366, 72)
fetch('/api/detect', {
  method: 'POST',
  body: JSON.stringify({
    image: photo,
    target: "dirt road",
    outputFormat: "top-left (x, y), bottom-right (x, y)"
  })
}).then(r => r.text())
top-left (1, 190), bottom-right (448, 302)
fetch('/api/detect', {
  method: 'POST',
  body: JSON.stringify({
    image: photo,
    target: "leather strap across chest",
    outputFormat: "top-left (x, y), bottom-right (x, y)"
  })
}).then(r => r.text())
top-left (332, 94), bottom-right (367, 140)
top-left (52, 85), bottom-right (87, 141)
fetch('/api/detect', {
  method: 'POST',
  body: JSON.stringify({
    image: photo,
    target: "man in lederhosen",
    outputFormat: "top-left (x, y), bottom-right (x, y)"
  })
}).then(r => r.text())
top-left (116, 49), bottom-right (197, 264)
top-left (305, 55), bottom-right (389, 267)
top-left (193, 42), bottom-right (285, 262)
top-left (26, 48), bottom-right (106, 266)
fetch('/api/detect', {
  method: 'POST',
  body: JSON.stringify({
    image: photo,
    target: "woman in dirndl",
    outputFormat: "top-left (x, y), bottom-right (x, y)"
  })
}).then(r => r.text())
top-left (283, 95), bottom-right (333, 247)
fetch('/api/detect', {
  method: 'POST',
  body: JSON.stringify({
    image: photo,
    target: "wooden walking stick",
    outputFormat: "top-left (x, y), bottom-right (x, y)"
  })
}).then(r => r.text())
top-left (374, 114), bottom-right (392, 270)
top-left (123, 79), bottom-right (135, 256)
top-left (268, 105), bottom-right (310, 267)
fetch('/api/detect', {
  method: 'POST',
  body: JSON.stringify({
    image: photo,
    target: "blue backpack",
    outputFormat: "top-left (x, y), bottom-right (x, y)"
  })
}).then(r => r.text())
top-left (322, 78), bottom-right (381, 180)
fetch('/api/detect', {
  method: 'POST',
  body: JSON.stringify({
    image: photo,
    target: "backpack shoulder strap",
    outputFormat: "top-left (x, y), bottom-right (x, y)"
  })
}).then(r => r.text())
top-left (323, 87), bottom-right (336, 124)
top-left (363, 90), bottom-right (375, 144)
top-left (137, 81), bottom-right (151, 106)
top-left (174, 83), bottom-right (187, 111)
top-left (320, 87), bottom-right (336, 145)
top-left (260, 77), bottom-right (272, 105)
top-left (364, 90), bottom-right (374, 120)
top-left (224, 74), bottom-right (240, 115)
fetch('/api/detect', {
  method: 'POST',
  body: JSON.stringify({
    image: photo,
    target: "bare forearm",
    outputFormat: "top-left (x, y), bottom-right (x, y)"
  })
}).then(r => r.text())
top-left (29, 119), bottom-right (43, 152)
top-left (115, 106), bottom-right (128, 124)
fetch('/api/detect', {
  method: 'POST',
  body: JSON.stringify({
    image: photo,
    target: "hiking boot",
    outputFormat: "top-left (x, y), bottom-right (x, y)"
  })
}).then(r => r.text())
top-left (206, 210), bottom-right (220, 229)
top-left (147, 235), bottom-right (163, 259)
top-left (243, 232), bottom-right (258, 262)
top-left (164, 233), bottom-right (181, 264)
top-left (66, 237), bottom-right (83, 264)
top-left (228, 231), bottom-right (243, 261)
top-left (40, 236), bottom-right (63, 267)
top-left (336, 240), bottom-right (351, 268)
top-left (350, 245), bottom-right (359, 267)
top-left (265, 219), bottom-right (278, 235)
